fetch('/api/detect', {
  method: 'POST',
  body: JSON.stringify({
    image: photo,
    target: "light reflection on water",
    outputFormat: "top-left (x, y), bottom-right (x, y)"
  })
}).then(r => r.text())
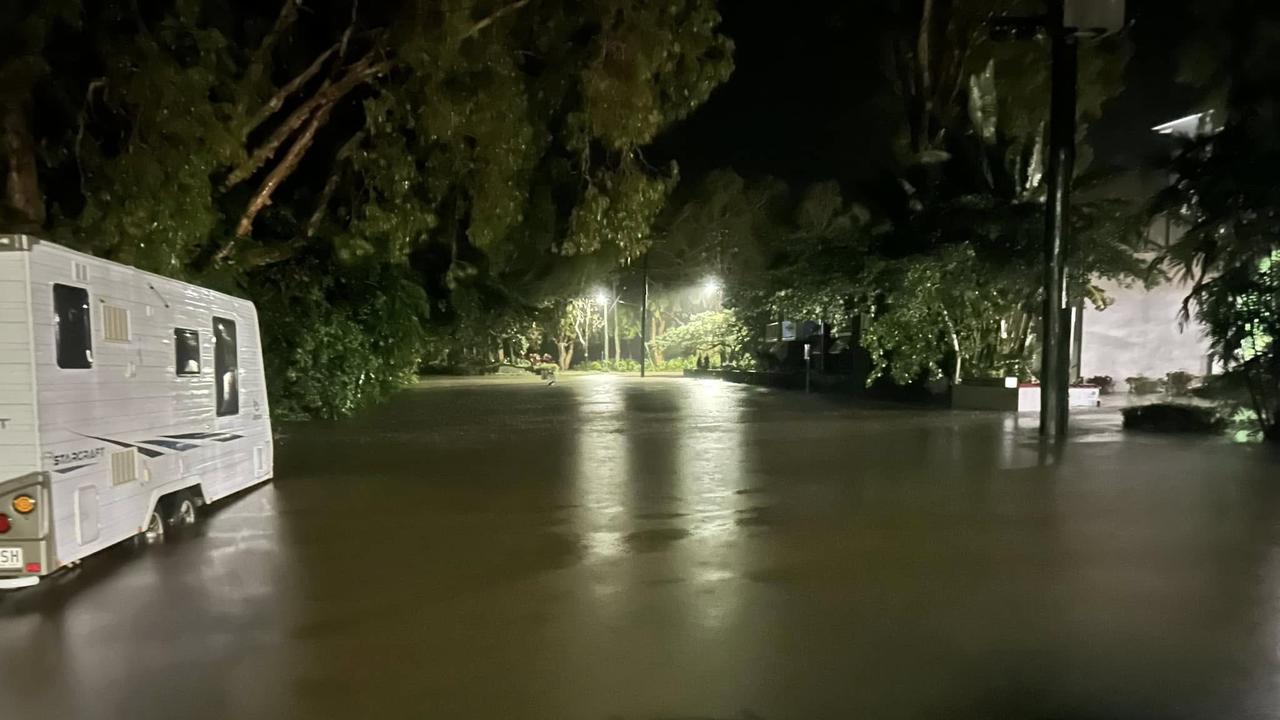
top-left (4, 375), bottom-right (1280, 720)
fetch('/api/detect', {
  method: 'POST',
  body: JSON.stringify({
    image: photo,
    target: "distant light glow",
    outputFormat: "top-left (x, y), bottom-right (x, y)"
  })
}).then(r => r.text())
top-left (702, 276), bottom-right (722, 296)
top-left (594, 289), bottom-right (609, 306)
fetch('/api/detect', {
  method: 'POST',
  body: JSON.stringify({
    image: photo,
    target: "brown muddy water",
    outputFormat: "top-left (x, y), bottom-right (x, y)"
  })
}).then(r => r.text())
top-left (2, 375), bottom-right (1279, 719)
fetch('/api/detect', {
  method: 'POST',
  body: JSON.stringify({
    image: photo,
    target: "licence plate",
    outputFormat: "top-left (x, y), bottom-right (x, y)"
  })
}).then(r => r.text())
top-left (0, 548), bottom-right (22, 570)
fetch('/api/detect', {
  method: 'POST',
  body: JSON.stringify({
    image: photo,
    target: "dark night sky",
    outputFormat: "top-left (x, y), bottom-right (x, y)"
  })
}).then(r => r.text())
top-left (1088, 0), bottom-right (1201, 168)
top-left (656, 0), bottom-right (1204, 187)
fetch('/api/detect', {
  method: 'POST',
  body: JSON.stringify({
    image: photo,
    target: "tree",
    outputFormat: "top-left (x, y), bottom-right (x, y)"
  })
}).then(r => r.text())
top-left (547, 297), bottom-right (597, 370)
top-left (0, 1), bottom-right (78, 229)
top-left (1154, 1), bottom-right (1280, 441)
top-left (782, 1), bottom-right (1144, 385)
top-left (860, 245), bottom-right (1027, 384)
top-left (653, 309), bottom-right (750, 364)
top-left (3, 0), bottom-right (734, 417)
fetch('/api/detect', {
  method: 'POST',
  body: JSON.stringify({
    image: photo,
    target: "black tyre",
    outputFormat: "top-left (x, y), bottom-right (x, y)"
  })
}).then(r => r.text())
top-left (159, 491), bottom-right (198, 530)
top-left (141, 506), bottom-right (165, 544)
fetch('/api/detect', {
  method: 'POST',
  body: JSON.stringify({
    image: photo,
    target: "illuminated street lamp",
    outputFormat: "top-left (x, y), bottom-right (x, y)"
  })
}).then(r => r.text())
top-left (702, 276), bottom-right (722, 296)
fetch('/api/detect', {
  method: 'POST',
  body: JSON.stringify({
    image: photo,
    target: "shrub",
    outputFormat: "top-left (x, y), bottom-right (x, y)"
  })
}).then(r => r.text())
top-left (1165, 371), bottom-right (1198, 396)
top-left (1191, 371), bottom-right (1253, 403)
top-left (1085, 375), bottom-right (1115, 394)
top-left (1126, 376), bottom-right (1165, 395)
top-left (1122, 403), bottom-right (1225, 434)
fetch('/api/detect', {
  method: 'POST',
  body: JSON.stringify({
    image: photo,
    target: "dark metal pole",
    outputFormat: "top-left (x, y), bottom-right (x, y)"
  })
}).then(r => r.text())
top-left (818, 320), bottom-right (825, 374)
top-left (640, 253), bottom-right (649, 378)
top-left (1040, 0), bottom-right (1077, 438)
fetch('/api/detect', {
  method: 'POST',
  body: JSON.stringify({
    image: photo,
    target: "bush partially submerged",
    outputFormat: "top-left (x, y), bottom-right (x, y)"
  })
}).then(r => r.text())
top-left (1085, 375), bottom-right (1115, 394)
top-left (1125, 376), bottom-right (1166, 395)
top-left (1121, 403), bottom-right (1226, 434)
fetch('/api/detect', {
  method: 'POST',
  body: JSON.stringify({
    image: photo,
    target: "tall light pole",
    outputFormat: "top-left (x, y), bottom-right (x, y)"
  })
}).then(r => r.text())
top-left (640, 253), bottom-right (649, 378)
top-left (994, 0), bottom-right (1124, 438)
top-left (1040, 0), bottom-right (1076, 438)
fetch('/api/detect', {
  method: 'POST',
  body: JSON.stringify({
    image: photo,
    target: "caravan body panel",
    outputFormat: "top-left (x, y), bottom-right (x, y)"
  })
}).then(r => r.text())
top-left (0, 236), bottom-right (273, 579)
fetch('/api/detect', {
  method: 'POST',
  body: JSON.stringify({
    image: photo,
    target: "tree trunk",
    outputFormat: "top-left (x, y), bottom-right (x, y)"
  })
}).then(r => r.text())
top-left (942, 307), bottom-right (962, 384)
top-left (613, 307), bottom-right (621, 362)
top-left (650, 314), bottom-right (666, 365)
top-left (556, 338), bottom-right (574, 371)
top-left (0, 98), bottom-right (45, 229)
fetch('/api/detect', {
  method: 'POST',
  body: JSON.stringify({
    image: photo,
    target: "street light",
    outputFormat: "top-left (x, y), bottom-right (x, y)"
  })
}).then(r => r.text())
top-left (701, 276), bottom-right (722, 296)
top-left (1064, 0), bottom-right (1125, 37)
top-left (991, 0), bottom-right (1125, 440)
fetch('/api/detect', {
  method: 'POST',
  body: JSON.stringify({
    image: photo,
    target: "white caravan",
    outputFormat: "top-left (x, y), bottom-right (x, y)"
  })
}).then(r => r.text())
top-left (0, 234), bottom-right (273, 589)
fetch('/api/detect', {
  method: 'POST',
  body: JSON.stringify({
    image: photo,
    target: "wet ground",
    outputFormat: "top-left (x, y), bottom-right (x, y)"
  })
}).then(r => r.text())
top-left (3, 375), bottom-right (1280, 719)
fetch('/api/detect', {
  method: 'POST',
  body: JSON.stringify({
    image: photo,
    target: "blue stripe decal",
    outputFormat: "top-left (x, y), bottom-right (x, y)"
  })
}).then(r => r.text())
top-left (81, 434), bottom-right (165, 458)
top-left (161, 432), bottom-right (223, 440)
top-left (54, 463), bottom-right (94, 474)
top-left (137, 438), bottom-right (201, 452)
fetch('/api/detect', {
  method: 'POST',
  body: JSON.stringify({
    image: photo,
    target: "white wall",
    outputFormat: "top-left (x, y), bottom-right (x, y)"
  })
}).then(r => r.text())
top-left (1081, 276), bottom-right (1211, 383)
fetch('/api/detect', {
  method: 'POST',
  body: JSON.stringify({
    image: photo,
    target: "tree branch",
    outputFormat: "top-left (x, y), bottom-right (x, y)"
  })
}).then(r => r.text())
top-left (1, 98), bottom-right (46, 228)
top-left (225, 53), bottom-right (390, 190)
top-left (917, 0), bottom-right (934, 104)
top-left (463, 0), bottom-right (534, 39)
top-left (242, 43), bottom-right (338, 140)
top-left (75, 79), bottom-right (107, 198)
top-left (234, 102), bottom-right (336, 240)
top-left (306, 130), bottom-right (365, 237)
top-left (240, 0), bottom-right (301, 106)
top-left (914, 0), bottom-right (935, 151)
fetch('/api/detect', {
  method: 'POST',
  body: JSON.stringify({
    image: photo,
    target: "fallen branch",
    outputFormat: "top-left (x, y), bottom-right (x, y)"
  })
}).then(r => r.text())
top-left (74, 79), bottom-right (107, 198)
top-left (240, 0), bottom-right (301, 107)
top-left (233, 102), bottom-right (336, 240)
top-left (463, 0), bottom-right (534, 39)
top-left (242, 43), bottom-right (338, 140)
top-left (225, 53), bottom-right (390, 190)
top-left (306, 130), bottom-right (365, 237)
top-left (242, 0), bottom-right (362, 140)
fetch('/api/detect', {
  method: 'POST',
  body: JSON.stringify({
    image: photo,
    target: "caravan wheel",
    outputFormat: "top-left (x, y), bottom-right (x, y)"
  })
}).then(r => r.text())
top-left (161, 493), bottom-right (198, 530)
top-left (142, 508), bottom-right (165, 544)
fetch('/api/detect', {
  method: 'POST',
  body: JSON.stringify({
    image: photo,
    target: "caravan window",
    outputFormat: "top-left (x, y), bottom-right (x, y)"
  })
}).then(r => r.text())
top-left (213, 317), bottom-right (239, 416)
top-left (53, 284), bottom-right (93, 369)
top-left (175, 329), bottom-right (201, 376)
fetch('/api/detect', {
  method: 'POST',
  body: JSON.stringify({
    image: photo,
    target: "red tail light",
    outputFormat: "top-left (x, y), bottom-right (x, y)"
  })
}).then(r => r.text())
top-left (25, 562), bottom-right (40, 573)
top-left (0, 513), bottom-right (9, 534)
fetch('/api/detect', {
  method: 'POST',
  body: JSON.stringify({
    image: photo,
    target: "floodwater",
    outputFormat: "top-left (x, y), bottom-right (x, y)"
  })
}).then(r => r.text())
top-left (3, 375), bottom-right (1279, 720)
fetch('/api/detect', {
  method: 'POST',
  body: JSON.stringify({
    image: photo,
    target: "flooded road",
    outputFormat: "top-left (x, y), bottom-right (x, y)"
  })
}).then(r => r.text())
top-left (3, 375), bottom-right (1280, 719)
